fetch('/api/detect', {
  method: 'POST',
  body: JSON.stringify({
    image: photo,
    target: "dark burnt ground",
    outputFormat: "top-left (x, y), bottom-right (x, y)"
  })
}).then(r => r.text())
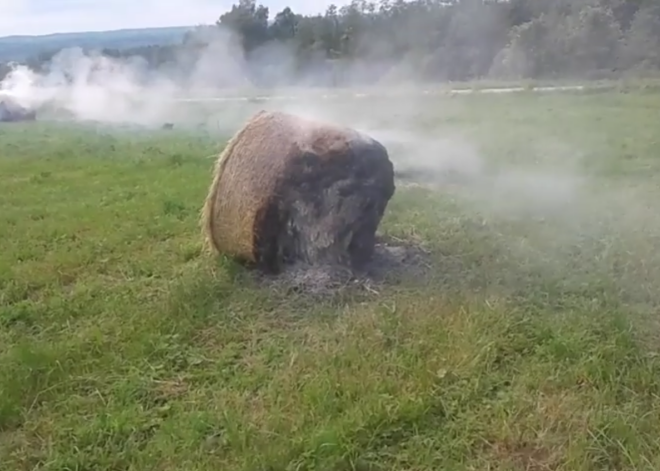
top-left (256, 235), bottom-right (433, 298)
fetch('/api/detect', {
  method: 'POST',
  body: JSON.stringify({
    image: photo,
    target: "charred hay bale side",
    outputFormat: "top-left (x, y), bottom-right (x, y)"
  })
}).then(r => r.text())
top-left (202, 110), bottom-right (395, 273)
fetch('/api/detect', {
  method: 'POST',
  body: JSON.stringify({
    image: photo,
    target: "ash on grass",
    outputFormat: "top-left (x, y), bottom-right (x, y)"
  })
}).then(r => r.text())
top-left (258, 237), bottom-right (432, 297)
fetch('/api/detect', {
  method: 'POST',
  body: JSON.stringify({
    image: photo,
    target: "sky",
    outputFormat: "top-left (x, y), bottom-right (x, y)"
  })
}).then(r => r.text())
top-left (0, 0), bottom-right (350, 37)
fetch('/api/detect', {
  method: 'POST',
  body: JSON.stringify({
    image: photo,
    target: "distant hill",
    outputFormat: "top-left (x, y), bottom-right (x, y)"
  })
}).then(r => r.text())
top-left (0, 26), bottom-right (195, 62)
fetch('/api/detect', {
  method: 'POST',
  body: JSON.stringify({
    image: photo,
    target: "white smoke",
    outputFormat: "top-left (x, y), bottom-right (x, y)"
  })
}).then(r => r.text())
top-left (1, 50), bottom-right (172, 124)
top-left (0, 25), bottom-right (253, 125)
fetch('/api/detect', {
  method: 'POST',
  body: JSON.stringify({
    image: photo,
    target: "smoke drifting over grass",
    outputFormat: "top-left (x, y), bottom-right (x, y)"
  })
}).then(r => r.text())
top-left (0, 35), bottom-right (614, 217)
top-left (1, 23), bottom-right (659, 321)
top-left (0, 38), bottom-right (607, 227)
top-left (0, 26), bottom-right (251, 124)
top-left (277, 93), bottom-right (660, 318)
top-left (1, 49), bottom-right (175, 124)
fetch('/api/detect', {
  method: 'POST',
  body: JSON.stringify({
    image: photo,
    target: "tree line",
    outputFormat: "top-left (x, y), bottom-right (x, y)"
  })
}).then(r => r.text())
top-left (2, 0), bottom-right (660, 86)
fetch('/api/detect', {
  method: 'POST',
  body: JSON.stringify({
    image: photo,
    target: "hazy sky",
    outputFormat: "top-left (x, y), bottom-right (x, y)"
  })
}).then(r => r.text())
top-left (0, 0), bottom-right (349, 36)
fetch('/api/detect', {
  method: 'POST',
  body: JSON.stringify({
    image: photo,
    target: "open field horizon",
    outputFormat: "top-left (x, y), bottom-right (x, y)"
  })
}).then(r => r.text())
top-left (9, 78), bottom-right (660, 129)
top-left (11, 77), bottom-right (660, 103)
top-left (2, 90), bottom-right (660, 470)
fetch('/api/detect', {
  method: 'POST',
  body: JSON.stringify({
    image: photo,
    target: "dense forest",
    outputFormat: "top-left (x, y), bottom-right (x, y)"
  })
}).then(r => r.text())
top-left (2, 0), bottom-right (660, 86)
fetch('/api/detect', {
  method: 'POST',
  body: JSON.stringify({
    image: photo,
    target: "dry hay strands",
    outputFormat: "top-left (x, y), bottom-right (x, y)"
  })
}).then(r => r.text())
top-left (201, 110), bottom-right (396, 274)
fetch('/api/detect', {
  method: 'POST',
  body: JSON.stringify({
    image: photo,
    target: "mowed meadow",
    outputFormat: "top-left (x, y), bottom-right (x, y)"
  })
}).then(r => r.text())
top-left (2, 90), bottom-right (660, 470)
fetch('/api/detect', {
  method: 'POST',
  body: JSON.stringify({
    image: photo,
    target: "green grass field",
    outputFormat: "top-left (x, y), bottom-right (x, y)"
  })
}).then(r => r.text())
top-left (3, 91), bottom-right (660, 470)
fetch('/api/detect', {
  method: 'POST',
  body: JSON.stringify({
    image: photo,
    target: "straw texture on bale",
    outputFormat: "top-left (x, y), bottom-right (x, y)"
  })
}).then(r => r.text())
top-left (202, 110), bottom-right (395, 273)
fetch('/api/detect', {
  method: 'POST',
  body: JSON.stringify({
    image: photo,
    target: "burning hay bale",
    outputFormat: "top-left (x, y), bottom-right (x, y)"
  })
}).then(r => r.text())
top-left (0, 97), bottom-right (36, 122)
top-left (202, 110), bottom-right (396, 274)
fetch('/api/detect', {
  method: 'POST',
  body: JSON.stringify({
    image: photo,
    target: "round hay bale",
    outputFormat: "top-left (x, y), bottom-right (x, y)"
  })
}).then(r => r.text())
top-left (202, 110), bottom-right (395, 273)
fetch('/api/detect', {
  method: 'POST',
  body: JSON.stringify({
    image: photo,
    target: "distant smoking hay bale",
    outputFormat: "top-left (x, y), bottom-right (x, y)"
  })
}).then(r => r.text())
top-left (0, 97), bottom-right (36, 122)
top-left (202, 110), bottom-right (395, 273)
